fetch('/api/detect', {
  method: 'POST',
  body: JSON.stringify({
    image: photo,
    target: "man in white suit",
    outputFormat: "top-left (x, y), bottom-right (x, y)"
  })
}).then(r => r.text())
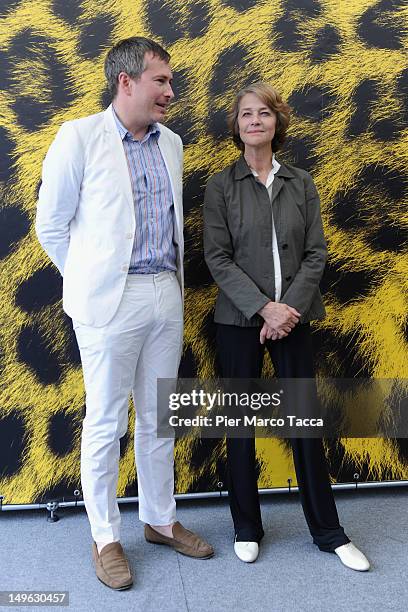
top-left (36, 36), bottom-right (213, 590)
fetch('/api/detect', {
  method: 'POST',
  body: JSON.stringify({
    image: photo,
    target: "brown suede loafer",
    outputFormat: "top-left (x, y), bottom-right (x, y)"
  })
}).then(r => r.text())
top-left (145, 522), bottom-right (214, 559)
top-left (92, 542), bottom-right (133, 590)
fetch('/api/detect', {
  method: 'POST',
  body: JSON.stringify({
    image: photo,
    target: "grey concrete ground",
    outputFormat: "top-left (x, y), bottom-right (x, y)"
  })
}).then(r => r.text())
top-left (0, 488), bottom-right (407, 612)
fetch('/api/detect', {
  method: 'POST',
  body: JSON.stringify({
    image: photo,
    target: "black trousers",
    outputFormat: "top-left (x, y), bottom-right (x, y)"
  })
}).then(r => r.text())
top-left (216, 323), bottom-right (350, 552)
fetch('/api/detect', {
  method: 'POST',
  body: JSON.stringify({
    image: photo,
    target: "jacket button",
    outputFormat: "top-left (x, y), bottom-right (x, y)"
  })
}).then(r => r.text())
top-left (126, 233), bottom-right (133, 239)
top-left (281, 243), bottom-right (288, 250)
top-left (285, 275), bottom-right (292, 281)
top-left (122, 265), bottom-right (128, 272)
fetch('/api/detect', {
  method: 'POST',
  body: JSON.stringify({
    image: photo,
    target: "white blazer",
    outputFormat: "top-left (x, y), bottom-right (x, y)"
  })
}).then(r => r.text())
top-left (36, 105), bottom-right (184, 327)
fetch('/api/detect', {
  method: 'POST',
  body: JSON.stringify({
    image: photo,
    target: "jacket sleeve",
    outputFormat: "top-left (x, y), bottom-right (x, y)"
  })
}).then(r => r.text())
top-left (203, 174), bottom-right (270, 320)
top-left (35, 121), bottom-right (84, 275)
top-left (280, 173), bottom-right (327, 315)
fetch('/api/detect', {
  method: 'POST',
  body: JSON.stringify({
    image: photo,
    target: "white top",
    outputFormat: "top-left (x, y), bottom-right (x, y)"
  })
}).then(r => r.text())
top-left (250, 155), bottom-right (282, 302)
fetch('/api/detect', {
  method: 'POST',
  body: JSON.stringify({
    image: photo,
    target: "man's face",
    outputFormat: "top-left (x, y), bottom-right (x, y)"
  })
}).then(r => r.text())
top-left (127, 53), bottom-right (174, 125)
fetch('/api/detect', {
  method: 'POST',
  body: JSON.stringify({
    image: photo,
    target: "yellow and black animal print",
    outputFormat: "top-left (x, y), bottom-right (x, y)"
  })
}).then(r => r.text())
top-left (0, 0), bottom-right (407, 504)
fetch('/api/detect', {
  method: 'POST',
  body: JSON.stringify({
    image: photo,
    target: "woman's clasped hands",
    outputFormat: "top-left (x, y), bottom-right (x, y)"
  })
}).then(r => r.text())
top-left (258, 301), bottom-right (301, 343)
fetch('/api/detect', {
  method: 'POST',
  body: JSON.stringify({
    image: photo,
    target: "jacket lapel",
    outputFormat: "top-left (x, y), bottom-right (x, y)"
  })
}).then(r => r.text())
top-left (157, 129), bottom-right (183, 244)
top-left (271, 162), bottom-right (295, 204)
top-left (270, 175), bottom-right (285, 205)
top-left (103, 105), bottom-right (134, 217)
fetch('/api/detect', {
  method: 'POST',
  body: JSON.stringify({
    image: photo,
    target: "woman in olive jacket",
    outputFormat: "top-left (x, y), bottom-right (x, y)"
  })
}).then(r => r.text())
top-left (203, 82), bottom-right (369, 571)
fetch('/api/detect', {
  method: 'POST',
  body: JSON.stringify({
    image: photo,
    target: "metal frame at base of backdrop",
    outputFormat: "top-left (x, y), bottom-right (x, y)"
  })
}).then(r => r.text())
top-left (1, 480), bottom-right (407, 513)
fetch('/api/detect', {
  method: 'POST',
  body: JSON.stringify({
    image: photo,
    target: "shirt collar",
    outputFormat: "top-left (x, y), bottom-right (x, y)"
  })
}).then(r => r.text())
top-left (111, 106), bottom-right (160, 142)
top-left (250, 154), bottom-right (281, 179)
top-left (234, 154), bottom-right (295, 180)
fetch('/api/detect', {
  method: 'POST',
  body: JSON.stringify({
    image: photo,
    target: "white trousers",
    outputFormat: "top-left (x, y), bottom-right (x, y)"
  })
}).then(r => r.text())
top-left (74, 271), bottom-right (183, 544)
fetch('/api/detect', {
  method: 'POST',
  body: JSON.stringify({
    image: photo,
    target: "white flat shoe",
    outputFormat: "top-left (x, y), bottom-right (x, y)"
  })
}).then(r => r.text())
top-left (234, 538), bottom-right (259, 563)
top-left (334, 542), bottom-right (370, 571)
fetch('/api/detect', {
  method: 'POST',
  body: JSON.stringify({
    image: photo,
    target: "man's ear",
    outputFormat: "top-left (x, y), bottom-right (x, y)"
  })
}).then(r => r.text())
top-left (117, 72), bottom-right (133, 95)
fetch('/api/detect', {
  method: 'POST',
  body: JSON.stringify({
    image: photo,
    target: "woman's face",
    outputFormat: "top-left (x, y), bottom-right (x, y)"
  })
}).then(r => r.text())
top-left (237, 93), bottom-right (277, 150)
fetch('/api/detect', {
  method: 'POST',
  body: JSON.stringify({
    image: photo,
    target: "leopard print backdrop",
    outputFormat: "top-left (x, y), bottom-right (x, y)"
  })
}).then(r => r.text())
top-left (0, 0), bottom-right (407, 504)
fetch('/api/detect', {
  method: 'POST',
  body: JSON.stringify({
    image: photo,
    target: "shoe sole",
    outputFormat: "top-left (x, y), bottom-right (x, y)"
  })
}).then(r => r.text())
top-left (145, 537), bottom-right (214, 559)
top-left (235, 555), bottom-right (258, 563)
top-left (96, 576), bottom-right (133, 590)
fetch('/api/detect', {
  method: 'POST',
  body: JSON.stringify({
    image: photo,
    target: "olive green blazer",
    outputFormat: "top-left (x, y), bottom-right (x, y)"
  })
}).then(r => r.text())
top-left (203, 155), bottom-right (327, 327)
